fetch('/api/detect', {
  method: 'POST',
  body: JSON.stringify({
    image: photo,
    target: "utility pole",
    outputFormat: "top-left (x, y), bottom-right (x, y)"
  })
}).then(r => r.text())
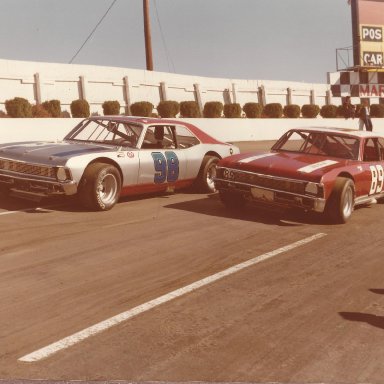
top-left (143, 0), bottom-right (154, 71)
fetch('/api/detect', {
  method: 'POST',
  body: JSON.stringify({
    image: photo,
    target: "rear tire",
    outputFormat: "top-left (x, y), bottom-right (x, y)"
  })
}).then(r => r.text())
top-left (195, 155), bottom-right (220, 193)
top-left (78, 163), bottom-right (121, 211)
top-left (325, 177), bottom-right (354, 224)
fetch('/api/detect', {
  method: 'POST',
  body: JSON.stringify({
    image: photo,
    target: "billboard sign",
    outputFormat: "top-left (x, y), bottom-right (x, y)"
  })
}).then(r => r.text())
top-left (351, 0), bottom-right (384, 68)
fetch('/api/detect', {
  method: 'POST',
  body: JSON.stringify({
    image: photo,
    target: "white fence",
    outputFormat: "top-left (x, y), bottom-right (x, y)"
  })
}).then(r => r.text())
top-left (0, 58), bottom-right (332, 116)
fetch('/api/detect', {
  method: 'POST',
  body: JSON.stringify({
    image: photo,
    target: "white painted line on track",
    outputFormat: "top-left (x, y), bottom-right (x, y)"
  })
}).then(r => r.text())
top-left (0, 210), bottom-right (22, 216)
top-left (19, 232), bottom-right (326, 363)
top-left (0, 208), bottom-right (43, 216)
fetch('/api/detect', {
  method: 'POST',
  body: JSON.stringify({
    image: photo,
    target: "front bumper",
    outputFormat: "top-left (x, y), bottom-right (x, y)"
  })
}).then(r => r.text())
top-left (0, 172), bottom-right (77, 197)
top-left (214, 170), bottom-right (326, 213)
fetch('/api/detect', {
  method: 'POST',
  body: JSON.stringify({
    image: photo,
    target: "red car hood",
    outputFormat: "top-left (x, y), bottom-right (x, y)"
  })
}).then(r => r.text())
top-left (218, 150), bottom-right (349, 182)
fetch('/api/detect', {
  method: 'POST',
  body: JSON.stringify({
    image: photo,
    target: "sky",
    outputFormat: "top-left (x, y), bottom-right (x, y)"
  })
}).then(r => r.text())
top-left (0, 0), bottom-right (353, 84)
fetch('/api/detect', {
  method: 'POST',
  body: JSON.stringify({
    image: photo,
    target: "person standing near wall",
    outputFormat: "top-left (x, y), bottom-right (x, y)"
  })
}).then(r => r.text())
top-left (343, 96), bottom-right (355, 119)
top-left (359, 100), bottom-right (373, 131)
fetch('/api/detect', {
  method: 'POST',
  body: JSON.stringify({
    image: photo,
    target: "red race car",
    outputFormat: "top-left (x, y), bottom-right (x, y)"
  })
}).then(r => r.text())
top-left (214, 127), bottom-right (384, 223)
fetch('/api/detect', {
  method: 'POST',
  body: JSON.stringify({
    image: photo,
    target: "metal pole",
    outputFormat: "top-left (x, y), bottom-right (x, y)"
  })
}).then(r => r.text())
top-left (143, 0), bottom-right (154, 71)
top-left (351, 0), bottom-right (360, 68)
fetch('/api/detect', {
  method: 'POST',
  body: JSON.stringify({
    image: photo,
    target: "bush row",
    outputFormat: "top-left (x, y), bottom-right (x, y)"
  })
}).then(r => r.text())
top-left (130, 101), bottom-right (384, 118)
top-left (2, 97), bottom-right (384, 119)
top-left (319, 103), bottom-right (384, 118)
top-left (129, 101), bottom-right (323, 119)
top-left (2, 98), bottom-right (112, 118)
top-left (2, 98), bottom-right (83, 118)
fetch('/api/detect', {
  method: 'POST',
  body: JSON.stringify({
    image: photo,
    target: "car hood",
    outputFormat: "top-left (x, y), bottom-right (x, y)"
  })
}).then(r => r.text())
top-left (218, 150), bottom-right (349, 182)
top-left (0, 140), bottom-right (113, 165)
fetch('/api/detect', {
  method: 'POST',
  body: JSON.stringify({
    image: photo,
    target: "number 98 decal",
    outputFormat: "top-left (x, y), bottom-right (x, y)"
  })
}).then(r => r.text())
top-left (370, 164), bottom-right (384, 194)
top-left (151, 151), bottom-right (179, 184)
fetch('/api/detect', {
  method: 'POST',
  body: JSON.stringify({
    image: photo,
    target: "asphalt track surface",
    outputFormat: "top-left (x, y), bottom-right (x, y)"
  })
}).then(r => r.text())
top-left (1, 141), bottom-right (384, 384)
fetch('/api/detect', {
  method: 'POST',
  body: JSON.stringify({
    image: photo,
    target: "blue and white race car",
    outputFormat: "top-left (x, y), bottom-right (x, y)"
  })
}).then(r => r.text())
top-left (0, 116), bottom-right (239, 211)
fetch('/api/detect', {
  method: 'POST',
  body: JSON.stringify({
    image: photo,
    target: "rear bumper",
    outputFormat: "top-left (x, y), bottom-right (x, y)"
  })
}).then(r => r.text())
top-left (215, 179), bottom-right (326, 213)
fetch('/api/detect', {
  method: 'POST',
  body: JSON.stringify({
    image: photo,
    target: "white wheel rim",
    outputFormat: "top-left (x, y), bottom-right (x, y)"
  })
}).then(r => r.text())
top-left (342, 186), bottom-right (353, 218)
top-left (97, 173), bottom-right (118, 205)
top-left (206, 163), bottom-right (217, 190)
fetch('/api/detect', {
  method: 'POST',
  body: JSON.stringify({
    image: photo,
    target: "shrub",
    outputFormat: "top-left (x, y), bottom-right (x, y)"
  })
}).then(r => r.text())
top-left (203, 101), bottom-right (223, 118)
top-left (130, 101), bottom-right (154, 117)
top-left (320, 104), bottom-right (338, 118)
top-left (42, 100), bottom-right (61, 117)
top-left (336, 105), bottom-right (345, 118)
top-left (263, 103), bottom-right (283, 118)
top-left (0, 111), bottom-right (8, 118)
top-left (70, 99), bottom-right (90, 118)
top-left (5, 97), bottom-right (32, 118)
top-left (157, 100), bottom-right (180, 118)
top-left (223, 103), bottom-right (242, 118)
top-left (283, 104), bottom-right (301, 118)
top-left (180, 101), bottom-right (201, 117)
top-left (301, 104), bottom-right (320, 118)
top-left (32, 105), bottom-right (51, 118)
top-left (61, 110), bottom-right (71, 118)
top-left (370, 103), bottom-right (384, 118)
top-left (102, 100), bottom-right (120, 115)
top-left (243, 102), bottom-right (263, 118)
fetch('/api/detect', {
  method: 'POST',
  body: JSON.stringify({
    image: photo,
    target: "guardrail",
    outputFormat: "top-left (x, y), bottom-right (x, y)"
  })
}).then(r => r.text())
top-left (0, 118), bottom-right (383, 144)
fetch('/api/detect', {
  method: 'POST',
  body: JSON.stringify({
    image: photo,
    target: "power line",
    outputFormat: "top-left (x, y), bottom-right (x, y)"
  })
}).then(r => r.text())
top-left (69, 0), bottom-right (118, 64)
top-left (154, 0), bottom-right (175, 72)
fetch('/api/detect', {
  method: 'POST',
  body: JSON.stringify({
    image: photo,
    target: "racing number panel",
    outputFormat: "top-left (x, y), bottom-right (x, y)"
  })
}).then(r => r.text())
top-left (151, 151), bottom-right (179, 183)
top-left (137, 149), bottom-right (187, 188)
top-left (369, 164), bottom-right (384, 195)
top-left (362, 137), bottom-right (384, 196)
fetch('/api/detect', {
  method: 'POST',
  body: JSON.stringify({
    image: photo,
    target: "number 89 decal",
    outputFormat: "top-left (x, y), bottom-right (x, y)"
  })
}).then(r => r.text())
top-left (151, 151), bottom-right (179, 184)
top-left (370, 164), bottom-right (384, 194)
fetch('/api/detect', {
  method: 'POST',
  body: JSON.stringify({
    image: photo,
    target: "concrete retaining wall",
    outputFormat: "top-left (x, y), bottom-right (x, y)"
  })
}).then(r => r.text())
top-left (0, 118), bottom-right (383, 145)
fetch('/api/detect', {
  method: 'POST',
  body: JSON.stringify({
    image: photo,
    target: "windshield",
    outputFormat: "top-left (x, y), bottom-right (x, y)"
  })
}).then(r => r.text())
top-left (64, 119), bottom-right (144, 148)
top-left (272, 130), bottom-right (360, 160)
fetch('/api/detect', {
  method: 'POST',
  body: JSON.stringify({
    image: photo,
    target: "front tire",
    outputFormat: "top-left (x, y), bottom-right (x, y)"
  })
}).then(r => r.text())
top-left (325, 177), bottom-right (354, 224)
top-left (78, 163), bottom-right (121, 211)
top-left (195, 155), bottom-right (220, 193)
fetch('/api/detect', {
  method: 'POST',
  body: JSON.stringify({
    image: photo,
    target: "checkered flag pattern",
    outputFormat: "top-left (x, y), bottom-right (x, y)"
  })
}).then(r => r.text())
top-left (329, 71), bottom-right (384, 104)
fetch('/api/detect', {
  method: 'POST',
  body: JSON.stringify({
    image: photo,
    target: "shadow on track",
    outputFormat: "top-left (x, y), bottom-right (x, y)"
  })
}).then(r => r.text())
top-left (339, 312), bottom-right (384, 330)
top-left (0, 190), bottom-right (178, 214)
top-left (369, 288), bottom-right (384, 295)
top-left (1, 189), bottom-right (378, 219)
top-left (339, 288), bottom-right (384, 330)
top-left (0, 192), bottom-right (84, 213)
top-left (0, 193), bottom-right (49, 212)
top-left (164, 193), bottom-right (333, 226)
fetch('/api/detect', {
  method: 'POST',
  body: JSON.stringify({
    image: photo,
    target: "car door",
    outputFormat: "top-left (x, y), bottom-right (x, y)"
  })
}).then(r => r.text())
top-left (137, 125), bottom-right (186, 192)
top-left (173, 124), bottom-right (204, 180)
top-left (359, 137), bottom-right (384, 197)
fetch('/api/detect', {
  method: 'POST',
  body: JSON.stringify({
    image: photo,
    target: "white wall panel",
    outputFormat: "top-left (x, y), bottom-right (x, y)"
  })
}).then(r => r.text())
top-left (0, 58), bottom-right (331, 116)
